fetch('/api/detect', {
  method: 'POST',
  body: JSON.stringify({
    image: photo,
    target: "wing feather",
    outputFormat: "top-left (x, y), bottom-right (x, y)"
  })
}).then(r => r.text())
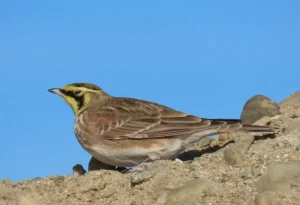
top-left (85, 98), bottom-right (228, 140)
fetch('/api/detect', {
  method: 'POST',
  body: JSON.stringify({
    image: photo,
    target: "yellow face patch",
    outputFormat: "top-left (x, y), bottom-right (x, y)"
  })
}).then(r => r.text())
top-left (53, 85), bottom-right (99, 116)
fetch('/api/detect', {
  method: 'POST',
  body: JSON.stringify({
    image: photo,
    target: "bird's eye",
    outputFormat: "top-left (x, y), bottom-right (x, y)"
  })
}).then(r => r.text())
top-left (74, 90), bottom-right (81, 95)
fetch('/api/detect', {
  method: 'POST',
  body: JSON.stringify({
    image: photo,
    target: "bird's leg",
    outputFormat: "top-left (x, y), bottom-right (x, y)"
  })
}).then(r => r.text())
top-left (119, 167), bottom-right (132, 174)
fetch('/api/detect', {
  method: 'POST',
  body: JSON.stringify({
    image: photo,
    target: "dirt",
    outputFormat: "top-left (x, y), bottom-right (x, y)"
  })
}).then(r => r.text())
top-left (1, 91), bottom-right (300, 205)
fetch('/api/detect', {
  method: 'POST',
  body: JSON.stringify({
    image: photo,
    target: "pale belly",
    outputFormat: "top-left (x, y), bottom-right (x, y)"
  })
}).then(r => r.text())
top-left (74, 129), bottom-right (183, 167)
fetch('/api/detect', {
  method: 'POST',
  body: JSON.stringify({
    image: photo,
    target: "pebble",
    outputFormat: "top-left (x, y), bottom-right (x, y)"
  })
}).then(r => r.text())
top-left (221, 173), bottom-right (232, 183)
top-left (72, 164), bottom-right (86, 176)
top-left (197, 137), bottom-right (212, 148)
top-left (240, 167), bottom-right (252, 179)
top-left (281, 154), bottom-right (297, 162)
top-left (130, 161), bottom-right (164, 184)
top-left (288, 155), bottom-right (298, 161)
top-left (218, 133), bottom-right (229, 142)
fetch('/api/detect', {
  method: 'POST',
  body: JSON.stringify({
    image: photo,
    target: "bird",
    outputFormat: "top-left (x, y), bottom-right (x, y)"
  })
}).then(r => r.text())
top-left (48, 82), bottom-right (274, 167)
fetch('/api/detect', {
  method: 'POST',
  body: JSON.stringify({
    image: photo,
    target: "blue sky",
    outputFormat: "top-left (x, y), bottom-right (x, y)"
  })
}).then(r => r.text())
top-left (1, 1), bottom-right (299, 182)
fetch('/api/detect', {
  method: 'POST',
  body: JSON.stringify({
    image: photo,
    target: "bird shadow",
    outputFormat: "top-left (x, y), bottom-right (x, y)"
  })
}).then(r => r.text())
top-left (253, 133), bottom-right (276, 141)
top-left (176, 140), bottom-right (235, 162)
top-left (117, 141), bottom-right (235, 173)
top-left (176, 133), bottom-right (276, 162)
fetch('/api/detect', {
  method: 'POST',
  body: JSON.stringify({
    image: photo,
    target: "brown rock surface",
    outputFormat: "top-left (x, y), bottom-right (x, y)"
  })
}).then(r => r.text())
top-left (1, 91), bottom-right (300, 205)
top-left (162, 178), bottom-right (214, 205)
top-left (257, 161), bottom-right (300, 193)
top-left (280, 91), bottom-right (300, 114)
top-left (254, 192), bottom-right (273, 205)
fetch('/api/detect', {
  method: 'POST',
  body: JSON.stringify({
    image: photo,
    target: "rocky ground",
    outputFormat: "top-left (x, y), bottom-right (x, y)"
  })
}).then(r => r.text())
top-left (1, 92), bottom-right (300, 205)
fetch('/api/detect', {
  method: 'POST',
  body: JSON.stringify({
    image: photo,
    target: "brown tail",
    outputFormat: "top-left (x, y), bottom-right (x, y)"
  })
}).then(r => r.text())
top-left (207, 118), bottom-right (275, 133)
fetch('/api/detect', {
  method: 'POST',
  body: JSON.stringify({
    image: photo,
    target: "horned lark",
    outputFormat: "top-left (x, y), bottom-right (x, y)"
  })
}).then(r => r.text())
top-left (48, 83), bottom-right (274, 167)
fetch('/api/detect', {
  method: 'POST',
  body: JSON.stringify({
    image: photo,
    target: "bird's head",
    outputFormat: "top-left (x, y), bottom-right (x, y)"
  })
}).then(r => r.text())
top-left (48, 83), bottom-right (108, 116)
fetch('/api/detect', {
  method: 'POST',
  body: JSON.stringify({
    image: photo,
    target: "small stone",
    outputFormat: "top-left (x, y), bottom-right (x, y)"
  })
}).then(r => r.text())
top-left (72, 164), bottom-right (86, 176)
top-left (130, 200), bottom-right (137, 205)
top-left (197, 137), bottom-right (212, 148)
top-left (218, 133), bottom-right (229, 142)
top-left (209, 137), bottom-right (220, 147)
top-left (241, 95), bottom-right (280, 124)
top-left (164, 178), bottom-right (214, 205)
top-left (224, 147), bottom-right (245, 166)
top-left (101, 185), bottom-right (116, 198)
top-left (254, 192), bottom-right (273, 205)
top-left (282, 154), bottom-right (289, 162)
top-left (288, 155), bottom-right (298, 161)
top-left (257, 161), bottom-right (300, 193)
top-left (221, 173), bottom-right (232, 183)
top-left (240, 167), bottom-right (253, 179)
top-left (130, 161), bottom-right (162, 184)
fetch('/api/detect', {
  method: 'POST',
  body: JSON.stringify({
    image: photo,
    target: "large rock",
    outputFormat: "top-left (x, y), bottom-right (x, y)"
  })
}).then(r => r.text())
top-left (161, 178), bottom-right (214, 205)
top-left (241, 95), bottom-right (280, 124)
top-left (257, 161), bottom-right (300, 193)
top-left (223, 134), bottom-right (254, 166)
